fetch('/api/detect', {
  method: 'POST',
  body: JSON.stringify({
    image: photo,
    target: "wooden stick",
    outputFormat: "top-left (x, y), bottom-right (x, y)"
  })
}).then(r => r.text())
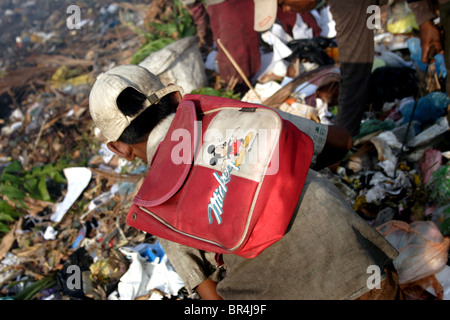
top-left (217, 38), bottom-right (263, 104)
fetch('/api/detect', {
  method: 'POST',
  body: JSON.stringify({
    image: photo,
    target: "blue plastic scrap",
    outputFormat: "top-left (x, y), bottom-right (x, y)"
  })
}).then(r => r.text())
top-left (135, 241), bottom-right (166, 263)
top-left (401, 92), bottom-right (450, 132)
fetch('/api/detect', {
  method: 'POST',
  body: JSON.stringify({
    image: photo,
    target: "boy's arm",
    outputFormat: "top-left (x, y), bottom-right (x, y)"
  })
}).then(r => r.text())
top-left (407, 0), bottom-right (443, 62)
top-left (313, 125), bottom-right (353, 170)
top-left (195, 279), bottom-right (224, 300)
top-left (275, 109), bottom-right (353, 169)
top-left (158, 238), bottom-right (223, 298)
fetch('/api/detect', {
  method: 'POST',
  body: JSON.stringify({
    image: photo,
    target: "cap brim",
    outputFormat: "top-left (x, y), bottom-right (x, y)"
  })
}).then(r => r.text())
top-left (254, 0), bottom-right (277, 32)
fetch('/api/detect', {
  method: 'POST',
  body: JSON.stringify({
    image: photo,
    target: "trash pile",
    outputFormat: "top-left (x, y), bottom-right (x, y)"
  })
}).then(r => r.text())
top-left (0, 0), bottom-right (449, 300)
top-left (0, 0), bottom-right (192, 300)
top-left (241, 2), bottom-right (450, 299)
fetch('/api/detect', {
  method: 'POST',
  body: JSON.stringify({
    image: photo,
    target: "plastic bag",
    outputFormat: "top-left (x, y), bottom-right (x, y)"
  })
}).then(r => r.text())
top-left (377, 220), bottom-right (450, 285)
top-left (386, 2), bottom-right (419, 34)
top-left (139, 36), bottom-right (208, 94)
top-left (401, 92), bottom-right (450, 130)
top-left (418, 149), bottom-right (443, 184)
top-left (117, 246), bottom-right (185, 300)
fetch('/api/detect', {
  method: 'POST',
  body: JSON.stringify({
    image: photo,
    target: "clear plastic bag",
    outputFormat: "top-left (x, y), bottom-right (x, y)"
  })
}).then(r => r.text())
top-left (377, 220), bottom-right (450, 285)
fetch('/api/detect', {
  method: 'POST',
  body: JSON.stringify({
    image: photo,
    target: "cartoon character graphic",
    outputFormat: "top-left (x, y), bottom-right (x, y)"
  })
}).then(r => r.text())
top-left (207, 128), bottom-right (256, 168)
top-left (207, 129), bottom-right (258, 225)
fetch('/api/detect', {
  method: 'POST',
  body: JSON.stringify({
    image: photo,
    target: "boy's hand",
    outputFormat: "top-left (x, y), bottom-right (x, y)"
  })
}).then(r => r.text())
top-left (196, 279), bottom-right (224, 300)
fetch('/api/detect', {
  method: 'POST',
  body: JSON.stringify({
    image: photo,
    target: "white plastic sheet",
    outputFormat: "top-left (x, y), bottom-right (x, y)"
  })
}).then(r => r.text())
top-left (292, 13), bottom-right (313, 40)
top-left (365, 170), bottom-right (411, 203)
top-left (242, 81), bottom-right (282, 104)
top-left (116, 246), bottom-right (185, 300)
top-left (50, 167), bottom-right (92, 223)
top-left (310, 6), bottom-right (336, 38)
top-left (254, 26), bottom-right (292, 82)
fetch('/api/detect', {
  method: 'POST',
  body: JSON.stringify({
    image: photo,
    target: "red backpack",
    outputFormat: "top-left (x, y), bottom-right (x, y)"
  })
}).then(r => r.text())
top-left (126, 94), bottom-right (314, 258)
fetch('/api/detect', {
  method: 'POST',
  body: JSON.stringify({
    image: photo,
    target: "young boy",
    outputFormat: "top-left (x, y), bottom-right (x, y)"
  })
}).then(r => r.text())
top-left (89, 64), bottom-right (401, 300)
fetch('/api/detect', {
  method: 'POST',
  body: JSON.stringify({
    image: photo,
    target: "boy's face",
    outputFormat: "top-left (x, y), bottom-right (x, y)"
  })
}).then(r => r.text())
top-left (105, 89), bottom-right (182, 164)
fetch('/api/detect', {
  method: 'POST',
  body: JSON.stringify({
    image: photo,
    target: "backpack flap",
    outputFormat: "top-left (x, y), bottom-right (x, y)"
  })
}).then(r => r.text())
top-left (132, 101), bottom-right (198, 207)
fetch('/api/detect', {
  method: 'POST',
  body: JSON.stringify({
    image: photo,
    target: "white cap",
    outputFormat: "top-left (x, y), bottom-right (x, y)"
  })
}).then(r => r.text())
top-left (89, 64), bottom-right (183, 142)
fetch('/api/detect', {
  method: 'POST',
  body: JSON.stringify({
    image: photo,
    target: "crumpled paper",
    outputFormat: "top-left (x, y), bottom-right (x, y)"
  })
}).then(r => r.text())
top-left (365, 170), bottom-right (412, 203)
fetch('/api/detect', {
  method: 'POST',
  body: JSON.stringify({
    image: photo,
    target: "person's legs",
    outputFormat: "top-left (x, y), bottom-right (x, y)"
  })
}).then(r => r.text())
top-left (328, 0), bottom-right (375, 136)
top-left (182, 0), bottom-right (214, 46)
top-left (206, 0), bottom-right (261, 91)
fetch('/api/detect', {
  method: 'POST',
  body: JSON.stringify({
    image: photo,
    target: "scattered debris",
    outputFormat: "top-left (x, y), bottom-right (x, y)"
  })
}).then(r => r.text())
top-left (0, 0), bottom-right (448, 300)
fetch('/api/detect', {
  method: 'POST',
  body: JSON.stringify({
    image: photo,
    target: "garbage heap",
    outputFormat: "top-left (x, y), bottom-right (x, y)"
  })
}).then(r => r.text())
top-left (0, 0), bottom-right (449, 300)
top-left (239, 2), bottom-right (450, 300)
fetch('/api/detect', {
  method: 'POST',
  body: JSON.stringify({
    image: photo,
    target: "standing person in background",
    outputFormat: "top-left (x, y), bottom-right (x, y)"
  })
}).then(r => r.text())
top-left (180, 0), bottom-right (262, 94)
top-left (183, 0), bottom-right (446, 137)
top-left (180, 0), bottom-right (320, 93)
top-left (271, 0), bottom-right (444, 136)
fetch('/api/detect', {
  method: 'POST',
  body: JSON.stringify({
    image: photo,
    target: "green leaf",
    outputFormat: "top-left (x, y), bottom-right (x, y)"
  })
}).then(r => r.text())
top-left (191, 87), bottom-right (242, 100)
top-left (23, 178), bottom-right (39, 197)
top-left (0, 212), bottom-right (14, 222)
top-left (191, 87), bottom-right (222, 97)
top-left (181, 24), bottom-right (196, 38)
top-left (1, 160), bottom-right (23, 176)
top-left (0, 221), bottom-right (10, 233)
top-left (38, 176), bottom-right (51, 202)
top-left (0, 172), bottom-right (22, 185)
top-left (0, 200), bottom-right (21, 219)
top-left (439, 217), bottom-right (450, 236)
top-left (48, 171), bottom-right (66, 184)
top-left (0, 184), bottom-right (26, 202)
top-left (153, 21), bottom-right (177, 36)
top-left (12, 275), bottom-right (57, 300)
top-left (130, 38), bottom-right (176, 65)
